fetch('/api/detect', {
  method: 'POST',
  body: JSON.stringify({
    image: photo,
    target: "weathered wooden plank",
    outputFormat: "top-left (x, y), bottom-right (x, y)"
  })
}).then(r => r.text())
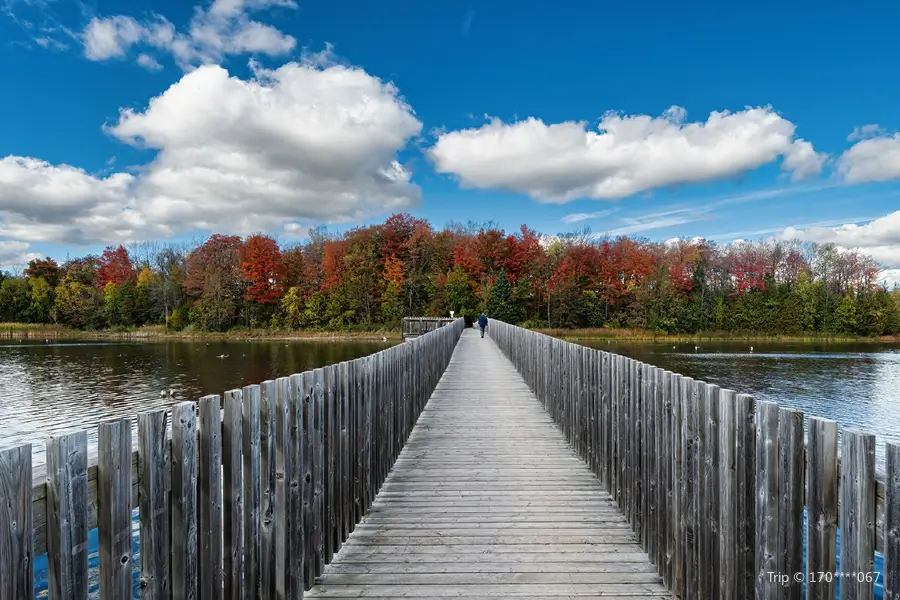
top-left (313, 367), bottom-right (326, 578)
top-left (243, 384), bottom-right (262, 600)
top-left (755, 400), bottom-right (779, 600)
top-left (301, 370), bottom-right (316, 589)
top-left (360, 357), bottom-right (371, 519)
top-left (171, 401), bottom-right (199, 600)
top-left (671, 374), bottom-right (684, 597)
top-left (339, 362), bottom-right (351, 547)
top-left (0, 444), bottom-right (32, 600)
top-left (886, 442), bottom-right (900, 600)
top-left (199, 394), bottom-right (224, 600)
top-left (324, 364), bottom-right (336, 565)
top-left (660, 370), bottom-right (673, 588)
top-left (778, 407), bottom-right (804, 600)
top-left (718, 389), bottom-right (737, 600)
top-left (46, 430), bottom-right (89, 600)
top-left (137, 409), bottom-right (169, 600)
top-left (735, 393), bottom-right (756, 600)
top-left (681, 377), bottom-right (699, 600)
top-left (807, 416), bottom-right (838, 600)
top-left (97, 418), bottom-right (132, 600)
top-left (616, 355), bottom-right (625, 512)
top-left (260, 380), bottom-right (277, 599)
top-left (646, 365), bottom-right (657, 564)
top-left (702, 383), bottom-right (721, 600)
top-left (840, 430), bottom-right (876, 600)
top-left (633, 360), bottom-right (643, 546)
top-left (275, 376), bottom-right (295, 599)
top-left (601, 352), bottom-right (611, 494)
top-left (590, 350), bottom-right (600, 479)
top-left (223, 388), bottom-right (244, 600)
top-left (288, 373), bottom-right (306, 598)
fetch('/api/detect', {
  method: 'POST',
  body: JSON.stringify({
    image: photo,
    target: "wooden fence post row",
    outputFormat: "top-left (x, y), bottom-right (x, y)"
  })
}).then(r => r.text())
top-left (1, 318), bottom-right (465, 600)
top-left (487, 319), bottom-right (898, 600)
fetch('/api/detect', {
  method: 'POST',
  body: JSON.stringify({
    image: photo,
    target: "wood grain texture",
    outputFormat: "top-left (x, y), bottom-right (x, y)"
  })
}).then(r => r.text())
top-left (199, 394), bottom-right (224, 600)
top-left (223, 388), bottom-right (244, 600)
top-left (0, 444), bottom-right (33, 600)
top-left (886, 442), bottom-right (900, 600)
top-left (171, 401), bottom-right (199, 600)
top-left (260, 380), bottom-right (277, 599)
top-left (807, 416), bottom-right (838, 600)
top-left (313, 368), bottom-right (326, 579)
top-left (46, 430), bottom-right (89, 600)
top-left (137, 409), bottom-right (168, 600)
top-left (735, 393), bottom-right (756, 600)
top-left (97, 418), bottom-right (132, 600)
top-left (243, 384), bottom-right (263, 600)
top-left (840, 430), bottom-right (876, 600)
top-left (718, 389), bottom-right (737, 600)
top-left (755, 400), bottom-right (779, 600)
top-left (778, 407), bottom-right (804, 600)
top-left (702, 383), bottom-right (721, 600)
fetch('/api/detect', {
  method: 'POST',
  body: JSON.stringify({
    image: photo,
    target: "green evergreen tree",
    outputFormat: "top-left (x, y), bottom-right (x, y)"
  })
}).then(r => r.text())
top-left (832, 294), bottom-right (857, 334)
top-left (486, 270), bottom-right (523, 324)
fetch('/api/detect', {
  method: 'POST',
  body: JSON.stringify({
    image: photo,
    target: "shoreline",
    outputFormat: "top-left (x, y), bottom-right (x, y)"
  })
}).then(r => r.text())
top-left (0, 324), bottom-right (401, 342)
top-left (533, 327), bottom-right (900, 343)
top-left (3, 323), bottom-right (899, 344)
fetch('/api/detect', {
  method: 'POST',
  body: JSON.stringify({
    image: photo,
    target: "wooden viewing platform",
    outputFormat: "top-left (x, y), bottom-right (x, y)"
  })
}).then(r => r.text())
top-left (1, 317), bottom-right (898, 599)
top-left (401, 317), bottom-right (455, 340)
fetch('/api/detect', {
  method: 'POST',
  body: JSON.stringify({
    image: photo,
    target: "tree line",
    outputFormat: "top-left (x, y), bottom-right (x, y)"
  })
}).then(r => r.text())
top-left (1, 213), bottom-right (898, 336)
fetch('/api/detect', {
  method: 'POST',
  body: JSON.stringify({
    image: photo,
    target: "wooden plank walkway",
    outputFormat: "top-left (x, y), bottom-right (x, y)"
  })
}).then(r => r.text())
top-left (307, 328), bottom-right (668, 598)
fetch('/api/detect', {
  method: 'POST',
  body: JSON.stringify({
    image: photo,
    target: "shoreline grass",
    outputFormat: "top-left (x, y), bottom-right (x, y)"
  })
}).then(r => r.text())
top-left (532, 327), bottom-right (900, 343)
top-left (0, 323), bottom-right (402, 342)
top-left (3, 322), bottom-right (897, 344)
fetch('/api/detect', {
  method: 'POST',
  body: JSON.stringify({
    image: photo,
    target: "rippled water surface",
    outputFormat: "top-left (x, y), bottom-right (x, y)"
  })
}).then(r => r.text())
top-left (0, 337), bottom-right (390, 465)
top-left (579, 338), bottom-right (900, 465)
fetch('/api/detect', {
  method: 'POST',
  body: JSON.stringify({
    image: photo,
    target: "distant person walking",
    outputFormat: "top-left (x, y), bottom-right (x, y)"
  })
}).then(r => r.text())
top-left (478, 312), bottom-right (488, 338)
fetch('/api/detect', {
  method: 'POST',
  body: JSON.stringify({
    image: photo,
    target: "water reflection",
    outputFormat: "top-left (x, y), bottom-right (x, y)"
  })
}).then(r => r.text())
top-left (578, 339), bottom-right (900, 466)
top-left (0, 338), bottom-right (390, 464)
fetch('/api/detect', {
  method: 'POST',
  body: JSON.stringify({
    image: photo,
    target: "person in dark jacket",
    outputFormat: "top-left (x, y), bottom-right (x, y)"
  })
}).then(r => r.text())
top-left (478, 312), bottom-right (488, 338)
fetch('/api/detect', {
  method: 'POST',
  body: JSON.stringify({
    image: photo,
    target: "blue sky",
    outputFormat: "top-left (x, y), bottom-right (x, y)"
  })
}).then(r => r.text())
top-left (1, 0), bottom-right (899, 281)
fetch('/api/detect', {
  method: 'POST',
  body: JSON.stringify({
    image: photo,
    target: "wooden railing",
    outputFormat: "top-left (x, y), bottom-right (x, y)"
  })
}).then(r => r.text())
top-left (489, 319), bottom-right (899, 600)
top-left (0, 317), bottom-right (465, 599)
top-left (401, 317), bottom-right (455, 339)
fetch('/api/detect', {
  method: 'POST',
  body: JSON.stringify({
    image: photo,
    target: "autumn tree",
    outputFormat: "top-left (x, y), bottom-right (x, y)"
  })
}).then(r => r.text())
top-left (97, 245), bottom-right (136, 289)
top-left (0, 215), bottom-right (896, 336)
top-left (241, 234), bottom-right (286, 304)
top-left (24, 257), bottom-right (60, 288)
top-left (185, 234), bottom-right (244, 331)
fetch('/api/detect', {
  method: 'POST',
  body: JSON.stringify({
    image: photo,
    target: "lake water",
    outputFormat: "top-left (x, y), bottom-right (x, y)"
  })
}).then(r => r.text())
top-left (0, 337), bottom-right (391, 466)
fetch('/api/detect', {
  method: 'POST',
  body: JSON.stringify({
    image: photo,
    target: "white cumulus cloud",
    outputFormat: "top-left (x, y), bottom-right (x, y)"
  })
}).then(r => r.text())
top-left (0, 57), bottom-right (422, 246)
top-left (428, 105), bottom-right (826, 203)
top-left (81, 0), bottom-right (296, 71)
top-left (0, 241), bottom-right (42, 270)
top-left (836, 127), bottom-right (900, 184)
top-left (780, 211), bottom-right (900, 281)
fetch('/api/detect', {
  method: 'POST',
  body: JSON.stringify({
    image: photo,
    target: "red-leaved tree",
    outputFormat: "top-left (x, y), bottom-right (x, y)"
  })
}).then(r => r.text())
top-left (96, 245), bottom-right (136, 289)
top-left (241, 234), bottom-right (286, 304)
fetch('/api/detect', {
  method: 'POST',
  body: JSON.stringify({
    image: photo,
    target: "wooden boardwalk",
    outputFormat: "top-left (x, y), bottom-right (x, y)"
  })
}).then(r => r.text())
top-left (307, 328), bottom-right (668, 598)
